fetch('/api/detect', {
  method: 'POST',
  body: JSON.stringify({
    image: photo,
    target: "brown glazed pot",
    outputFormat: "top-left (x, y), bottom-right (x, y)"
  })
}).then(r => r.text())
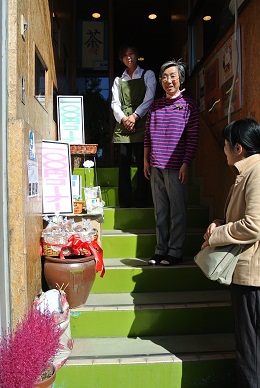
top-left (34, 366), bottom-right (56, 388)
top-left (44, 255), bottom-right (96, 308)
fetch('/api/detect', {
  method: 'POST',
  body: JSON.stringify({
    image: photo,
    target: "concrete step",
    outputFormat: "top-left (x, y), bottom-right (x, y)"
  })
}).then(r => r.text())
top-left (70, 290), bottom-right (233, 338)
top-left (85, 289), bottom-right (231, 307)
top-left (55, 334), bottom-right (236, 388)
top-left (67, 333), bottom-right (235, 360)
top-left (91, 258), bottom-right (227, 294)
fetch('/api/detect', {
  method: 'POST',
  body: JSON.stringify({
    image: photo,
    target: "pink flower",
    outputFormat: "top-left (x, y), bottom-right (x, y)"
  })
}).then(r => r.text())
top-left (0, 308), bottom-right (61, 387)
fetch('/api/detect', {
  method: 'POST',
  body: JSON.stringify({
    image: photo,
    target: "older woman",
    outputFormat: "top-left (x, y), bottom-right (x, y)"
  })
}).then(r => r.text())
top-left (202, 118), bottom-right (260, 388)
top-left (144, 59), bottom-right (199, 265)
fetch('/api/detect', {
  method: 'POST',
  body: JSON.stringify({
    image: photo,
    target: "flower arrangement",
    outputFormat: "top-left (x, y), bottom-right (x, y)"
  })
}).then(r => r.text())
top-left (73, 196), bottom-right (84, 202)
top-left (0, 307), bottom-right (61, 387)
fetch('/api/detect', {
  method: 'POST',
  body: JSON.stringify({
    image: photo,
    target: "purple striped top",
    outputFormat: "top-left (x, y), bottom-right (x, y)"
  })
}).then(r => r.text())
top-left (144, 93), bottom-right (199, 170)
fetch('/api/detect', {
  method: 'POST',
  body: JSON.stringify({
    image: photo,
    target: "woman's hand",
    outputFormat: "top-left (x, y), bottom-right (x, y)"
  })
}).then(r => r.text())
top-left (144, 159), bottom-right (150, 180)
top-left (202, 219), bottom-right (223, 248)
top-left (144, 148), bottom-right (151, 180)
top-left (201, 221), bottom-right (222, 249)
top-left (179, 163), bottom-right (189, 184)
top-left (201, 240), bottom-right (209, 250)
top-left (122, 115), bottom-right (136, 132)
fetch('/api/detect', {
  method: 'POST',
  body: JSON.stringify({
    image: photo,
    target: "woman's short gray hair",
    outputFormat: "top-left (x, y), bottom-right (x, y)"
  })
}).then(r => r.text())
top-left (159, 58), bottom-right (186, 85)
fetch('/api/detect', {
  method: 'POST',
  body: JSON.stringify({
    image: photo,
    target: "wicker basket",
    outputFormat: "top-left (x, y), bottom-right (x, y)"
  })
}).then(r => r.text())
top-left (42, 239), bottom-right (91, 257)
top-left (70, 144), bottom-right (98, 155)
top-left (42, 241), bottom-right (73, 257)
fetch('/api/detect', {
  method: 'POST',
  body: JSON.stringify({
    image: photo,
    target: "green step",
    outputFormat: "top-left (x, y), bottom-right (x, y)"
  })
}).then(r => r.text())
top-left (92, 259), bottom-right (227, 294)
top-left (64, 167), bottom-right (234, 388)
top-left (103, 207), bottom-right (155, 230)
top-left (73, 167), bottom-right (197, 189)
top-left (73, 167), bottom-right (201, 206)
top-left (70, 306), bottom-right (232, 337)
top-left (102, 229), bottom-right (204, 259)
top-left (101, 186), bottom-right (201, 207)
top-left (103, 206), bottom-right (209, 230)
top-left (70, 291), bottom-right (232, 338)
top-left (101, 187), bottom-right (119, 207)
top-left (55, 335), bottom-right (236, 388)
top-left (73, 167), bottom-right (132, 188)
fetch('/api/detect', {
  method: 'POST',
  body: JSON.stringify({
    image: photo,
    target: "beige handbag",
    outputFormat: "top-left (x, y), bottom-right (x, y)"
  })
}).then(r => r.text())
top-left (194, 244), bottom-right (244, 285)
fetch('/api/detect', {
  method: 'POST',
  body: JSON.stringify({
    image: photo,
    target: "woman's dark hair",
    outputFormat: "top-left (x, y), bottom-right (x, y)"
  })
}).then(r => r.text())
top-left (118, 44), bottom-right (139, 61)
top-left (222, 118), bottom-right (260, 156)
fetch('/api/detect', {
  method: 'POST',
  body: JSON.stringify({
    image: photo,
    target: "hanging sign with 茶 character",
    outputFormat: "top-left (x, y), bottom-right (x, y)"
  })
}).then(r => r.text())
top-left (80, 21), bottom-right (108, 69)
top-left (57, 96), bottom-right (85, 144)
top-left (42, 140), bottom-right (73, 214)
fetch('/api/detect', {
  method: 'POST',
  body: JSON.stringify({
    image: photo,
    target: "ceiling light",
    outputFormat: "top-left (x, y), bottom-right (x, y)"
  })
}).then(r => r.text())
top-left (138, 57), bottom-right (144, 61)
top-left (148, 14), bottom-right (157, 20)
top-left (203, 15), bottom-right (212, 21)
top-left (92, 13), bottom-right (101, 19)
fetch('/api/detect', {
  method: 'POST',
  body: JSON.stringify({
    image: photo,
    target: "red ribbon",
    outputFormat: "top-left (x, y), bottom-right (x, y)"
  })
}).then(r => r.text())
top-left (41, 236), bottom-right (105, 278)
top-left (67, 235), bottom-right (105, 278)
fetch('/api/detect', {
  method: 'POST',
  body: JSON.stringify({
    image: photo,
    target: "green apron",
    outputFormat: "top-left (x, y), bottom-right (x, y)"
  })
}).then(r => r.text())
top-left (112, 71), bottom-right (147, 143)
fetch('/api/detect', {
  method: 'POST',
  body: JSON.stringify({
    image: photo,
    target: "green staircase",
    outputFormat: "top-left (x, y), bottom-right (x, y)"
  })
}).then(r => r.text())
top-left (54, 167), bottom-right (236, 388)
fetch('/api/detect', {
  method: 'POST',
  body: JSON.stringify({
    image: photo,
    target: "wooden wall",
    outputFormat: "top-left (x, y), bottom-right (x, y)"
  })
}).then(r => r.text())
top-left (188, 0), bottom-right (260, 220)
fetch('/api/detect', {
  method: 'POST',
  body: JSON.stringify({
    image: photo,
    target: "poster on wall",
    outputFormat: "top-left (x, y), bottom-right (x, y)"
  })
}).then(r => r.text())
top-left (196, 68), bottom-right (205, 112)
top-left (42, 140), bottom-right (73, 214)
top-left (57, 96), bottom-right (85, 144)
top-left (204, 58), bottom-right (221, 123)
top-left (27, 159), bottom-right (39, 197)
top-left (220, 27), bottom-right (242, 117)
top-left (203, 26), bottom-right (242, 124)
top-left (221, 36), bottom-right (233, 83)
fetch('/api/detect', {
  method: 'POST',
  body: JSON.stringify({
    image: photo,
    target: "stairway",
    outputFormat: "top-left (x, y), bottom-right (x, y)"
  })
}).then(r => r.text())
top-left (55, 167), bottom-right (236, 388)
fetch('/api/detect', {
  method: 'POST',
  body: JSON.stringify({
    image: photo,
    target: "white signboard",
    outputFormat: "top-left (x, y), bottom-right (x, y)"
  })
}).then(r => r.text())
top-left (71, 175), bottom-right (82, 199)
top-left (42, 140), bottom-right (73, 214)
top-left (57, 96), bottom-right (85, 144)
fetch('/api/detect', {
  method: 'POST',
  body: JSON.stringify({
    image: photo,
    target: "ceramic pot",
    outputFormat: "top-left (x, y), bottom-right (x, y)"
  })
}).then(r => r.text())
top-left (34, 366), bottom-right (56, 388)
top-left (44, 255), bottom-right (96, 308)
top-left (73, 201), bottom-right (85, 214)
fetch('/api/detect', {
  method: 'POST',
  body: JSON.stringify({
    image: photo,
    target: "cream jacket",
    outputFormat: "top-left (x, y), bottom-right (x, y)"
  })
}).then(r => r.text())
top-left (209, 154), bottom-right (260, 286)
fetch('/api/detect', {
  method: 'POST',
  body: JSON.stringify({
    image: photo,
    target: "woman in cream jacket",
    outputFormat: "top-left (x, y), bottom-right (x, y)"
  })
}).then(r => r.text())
top-left (202, 118), bottom-right (260, 388)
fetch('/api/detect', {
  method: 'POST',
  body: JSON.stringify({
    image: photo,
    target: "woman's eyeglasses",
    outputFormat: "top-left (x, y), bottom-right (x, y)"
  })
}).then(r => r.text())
top-left (161, 74), bottom-right (179, 82)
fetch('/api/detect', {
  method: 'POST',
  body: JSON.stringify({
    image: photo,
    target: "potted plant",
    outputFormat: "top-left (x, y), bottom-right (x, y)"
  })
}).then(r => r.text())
top-left (0, 307), bottom-right (61, 387)
top-left (73, 196), bottom-right (85, 214)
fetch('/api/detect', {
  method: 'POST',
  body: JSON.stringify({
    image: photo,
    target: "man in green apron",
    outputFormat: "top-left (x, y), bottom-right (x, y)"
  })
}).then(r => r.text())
top-left (111, 44), bottom-right (156, 207)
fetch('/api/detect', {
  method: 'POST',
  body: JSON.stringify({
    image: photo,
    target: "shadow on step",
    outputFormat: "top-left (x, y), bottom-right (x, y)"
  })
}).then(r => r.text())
top-left (120, 259), bottom-right (236, 387)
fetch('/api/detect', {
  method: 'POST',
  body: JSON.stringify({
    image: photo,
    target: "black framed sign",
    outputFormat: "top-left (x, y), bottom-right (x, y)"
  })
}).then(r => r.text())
top-left (57, 96), bottom-right (85, 144)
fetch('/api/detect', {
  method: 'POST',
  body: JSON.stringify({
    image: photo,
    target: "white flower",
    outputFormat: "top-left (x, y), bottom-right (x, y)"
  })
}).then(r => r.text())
top-left (83, 160), bottom-right (94, 168)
